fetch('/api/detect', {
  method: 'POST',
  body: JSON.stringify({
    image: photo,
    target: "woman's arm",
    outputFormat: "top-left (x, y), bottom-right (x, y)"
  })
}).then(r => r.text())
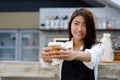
top-left (53, 43), bottom-right (105, 63)
top-left (75, 51), bottom-right (91, 62)
top-left (51, 48), bottom-right (91, 62)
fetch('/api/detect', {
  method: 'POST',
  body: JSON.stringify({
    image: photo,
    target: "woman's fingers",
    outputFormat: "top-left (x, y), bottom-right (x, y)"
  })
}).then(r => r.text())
top-left (41, 47), bottom-right (54, 62)
top-left (41, 47), bottom-right (71, 61)
top-left (52, 50), bottom-right (69, 55)
top-left (59, 47), bottom-right (69, 51)
top-left (41, 52), bottom-right (53, 62)
top-left (42, 56), bottom-right (53, 62)
top-left (42, 47), bottom-right (52, 52)
top-left (52, 51), bottom-right (69, 59)
top-left (43, 46), bottom-right (68, 52)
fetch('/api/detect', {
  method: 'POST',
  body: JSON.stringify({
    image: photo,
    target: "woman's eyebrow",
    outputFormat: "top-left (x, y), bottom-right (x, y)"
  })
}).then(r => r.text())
top-left (74, 21), bottom-right (86, 24)
top-left (74, 20), bottom-right (80, 23)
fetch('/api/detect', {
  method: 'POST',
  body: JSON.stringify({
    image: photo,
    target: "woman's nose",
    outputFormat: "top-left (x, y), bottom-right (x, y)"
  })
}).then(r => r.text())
top-left (77, 25), bottom-right (82, 31)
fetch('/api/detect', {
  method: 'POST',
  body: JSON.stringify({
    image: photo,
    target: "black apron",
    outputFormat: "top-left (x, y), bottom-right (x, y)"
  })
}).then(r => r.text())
top-left (61, 60), bottom-right (95, 80)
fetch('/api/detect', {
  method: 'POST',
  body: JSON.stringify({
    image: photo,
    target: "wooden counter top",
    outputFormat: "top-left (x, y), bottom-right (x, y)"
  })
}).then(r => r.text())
top-left (99, 61), bottom-right (120, 65)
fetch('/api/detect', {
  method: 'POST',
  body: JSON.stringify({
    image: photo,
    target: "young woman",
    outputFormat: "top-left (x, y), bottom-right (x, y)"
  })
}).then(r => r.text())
top-left (41, 8), bottom-right (105, 80)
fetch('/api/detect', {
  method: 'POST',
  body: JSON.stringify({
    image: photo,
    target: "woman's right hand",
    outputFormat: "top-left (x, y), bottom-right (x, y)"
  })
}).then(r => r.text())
top-left (41, 47), bottom-right (53, 63)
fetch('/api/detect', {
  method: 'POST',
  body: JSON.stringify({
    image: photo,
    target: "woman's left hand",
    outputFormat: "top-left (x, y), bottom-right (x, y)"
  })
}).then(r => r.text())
top-left (52, 47), bottom-right (78, 61)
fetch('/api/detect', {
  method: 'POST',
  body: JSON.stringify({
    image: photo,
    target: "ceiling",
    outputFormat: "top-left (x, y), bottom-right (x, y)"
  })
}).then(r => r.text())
top-left (0, 0), bottom-right (105, 12)
top-left (97, 0), bottom-right (120, 10)
top-left (82, 0), bottom-right (105, 7)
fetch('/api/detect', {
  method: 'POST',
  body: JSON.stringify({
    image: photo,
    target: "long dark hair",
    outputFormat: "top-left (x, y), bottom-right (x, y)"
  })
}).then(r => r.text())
top-left (68, 8), bottom-right (97, 50)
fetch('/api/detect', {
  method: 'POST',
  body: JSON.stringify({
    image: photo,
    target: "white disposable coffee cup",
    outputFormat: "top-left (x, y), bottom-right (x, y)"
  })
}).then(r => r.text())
top-left (48, 42), bottom-right (64, 65)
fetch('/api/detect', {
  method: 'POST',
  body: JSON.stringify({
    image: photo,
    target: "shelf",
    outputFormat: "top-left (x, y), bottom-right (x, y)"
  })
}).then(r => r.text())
top-left (0, 46), bottom-right (15, 49)
top-left (40, 28), bottom-right (67, 31)
top-left (0, 57), bottom-right (15, 60)
top-left (22, 46), bottom-right (39, 49)
top-left (40, 28), bottom-right (120, 31)
top-left (97, 29), bottom-right (120, 31)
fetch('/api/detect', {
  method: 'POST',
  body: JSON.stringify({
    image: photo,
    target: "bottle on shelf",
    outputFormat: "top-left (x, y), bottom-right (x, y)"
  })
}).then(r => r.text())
top-left (101, 33), bottom-right (114, 62)
top-left (50, 16), bottom-right (55, 29)
top-left (59, 16), bottom-right (65, 29)
top-left (54, 16), bottom-right (60, 29)
top-left (63, 16), bottom-right (68, 29)
top-left (45, 16), bottom-right (50, 29)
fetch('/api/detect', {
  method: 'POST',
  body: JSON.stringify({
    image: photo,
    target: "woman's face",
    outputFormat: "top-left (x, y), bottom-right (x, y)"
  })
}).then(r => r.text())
top-left (71, 15), bottom-right (86, 41)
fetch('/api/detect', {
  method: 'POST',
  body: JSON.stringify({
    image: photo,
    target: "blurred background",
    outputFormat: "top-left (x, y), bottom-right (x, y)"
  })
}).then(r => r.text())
top-left (0, 0), bottom-right (120, 80)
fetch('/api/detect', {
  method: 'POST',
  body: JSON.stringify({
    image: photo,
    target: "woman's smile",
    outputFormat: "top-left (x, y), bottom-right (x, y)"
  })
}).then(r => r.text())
top-left (76, 32), bottom-right (83, 36)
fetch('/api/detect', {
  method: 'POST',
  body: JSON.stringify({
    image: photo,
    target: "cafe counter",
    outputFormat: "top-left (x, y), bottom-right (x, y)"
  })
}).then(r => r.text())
top-left (98, 61), bottom-right (120, 80)
top-left (0, 61), bottom-right (120, 80)
top-left (0, 61), bottom-right (59, 80)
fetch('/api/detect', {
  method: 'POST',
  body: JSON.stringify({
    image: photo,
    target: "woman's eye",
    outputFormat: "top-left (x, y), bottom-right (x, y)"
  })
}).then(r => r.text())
top-left (74, 23), bottom-right (79, 25)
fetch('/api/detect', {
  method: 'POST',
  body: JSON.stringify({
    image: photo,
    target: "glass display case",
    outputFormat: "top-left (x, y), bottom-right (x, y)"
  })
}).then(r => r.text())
top-left (0, 30), bottom-right (17, 60)
top-left (20, 30), bottom-right (40, 61)
top-left (0, 30), bottom-right (40, 61)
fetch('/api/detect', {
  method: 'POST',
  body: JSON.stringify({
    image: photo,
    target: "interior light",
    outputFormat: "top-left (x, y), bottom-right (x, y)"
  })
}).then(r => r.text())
top-left (110, 0), bottom-right (120, 6)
